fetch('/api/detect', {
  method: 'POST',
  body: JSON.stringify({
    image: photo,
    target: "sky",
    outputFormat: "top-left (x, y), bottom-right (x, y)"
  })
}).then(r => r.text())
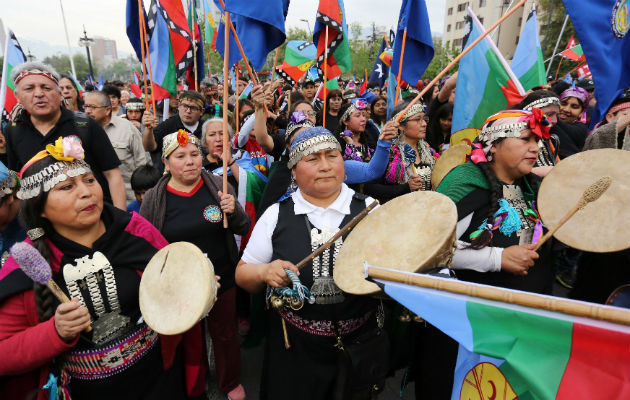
top-left (0, 0), bottom-right (446, 59)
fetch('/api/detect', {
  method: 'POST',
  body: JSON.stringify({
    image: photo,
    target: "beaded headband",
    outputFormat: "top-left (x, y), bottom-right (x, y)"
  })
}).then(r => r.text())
top-left (13, 69), bottom-right (59, 86)
top-left (340, 99), bottom-right (367, 122)
top-left (523, 96), bottom-right (559, 111)
top-left (288, 127), bottom-right (342, 169)
top-left (393, 103), bottom-right (426, 123)
top-left (125, 102), bottom-right (146, 111)
top-left (162, 129), bottom-right (202, 159)
top-left (285, 112), bottom-right (314, 141)
top-left (609, 102), bottom-right (630, 115)
top-left (17, 137), bottom-right (91, 200)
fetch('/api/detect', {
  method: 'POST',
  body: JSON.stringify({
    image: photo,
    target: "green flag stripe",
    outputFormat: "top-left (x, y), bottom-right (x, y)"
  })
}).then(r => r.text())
top-left (518, 47), bottom-right (547, 91)
top-left (164, 45), bottom-right (177, 95)
top-left (468, 49), bottom-right (511, 128)
top-left (467, 302), bottom-right (573, 399)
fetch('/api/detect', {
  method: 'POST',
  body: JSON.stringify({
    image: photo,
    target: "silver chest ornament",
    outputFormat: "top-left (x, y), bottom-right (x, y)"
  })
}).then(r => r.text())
top-left (309, 226), bottom-right (345, 305)
top-left (63, 252), bottom-right (130, 344)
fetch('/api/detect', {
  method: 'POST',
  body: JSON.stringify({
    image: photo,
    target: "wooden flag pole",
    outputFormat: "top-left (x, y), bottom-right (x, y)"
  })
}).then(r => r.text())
top-left (323, 25), bottom-right (329, 128)
top-left (139, 5), bottom-right (157, 116)
top-left (191, 4), bottom-right (199, 91)
top-left (394, 0), bottom-right (528, 123)
top-left (383, 33), bottom-right (391, 48)
top-left (235, 65), bottom-right (240, 133)
top-left (366, 266), bottom-right (630, 326)
top-left (394, 29), bottom-right (407, 107)
top-left (137, 0), bottom-right (151, 114)
top-left (221, 11), bottom-right (231, 229)
top-left (554, 56), bottom-right (564, 80)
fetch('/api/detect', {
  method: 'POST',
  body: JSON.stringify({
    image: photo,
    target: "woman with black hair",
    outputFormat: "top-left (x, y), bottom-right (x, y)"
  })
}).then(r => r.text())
top-left (425, 102), bottom-right (453, 152)
top-left (317, 89), bottom-right (343, 132)
top-left (553, 86), bottom-right (589, 159)
top-left (370, 96), bottom-right (387, 130)
top-left (59, 75), bottom-right (84, 112)
top-left (0, 138), bottom-right (203, 399)
top-left (436, 109), bottom-right (554, 293)
top-left (335, 100), bottom-right (378, 162)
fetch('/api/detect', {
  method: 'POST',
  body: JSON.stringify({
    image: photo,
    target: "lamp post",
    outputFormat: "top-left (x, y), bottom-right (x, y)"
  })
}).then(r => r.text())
top-left (26, 49), bottom-right (36, 62)
top-left (78, 25), bottom-right (94, 78)
top-left (300, 18), bottom-right (312, 37)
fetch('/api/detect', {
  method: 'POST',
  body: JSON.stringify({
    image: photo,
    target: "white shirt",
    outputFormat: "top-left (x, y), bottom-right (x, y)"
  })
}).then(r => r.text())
top-left (241, 184), bottom-right (376, 265)
top-left (182, 121), bottom-right (199, 133)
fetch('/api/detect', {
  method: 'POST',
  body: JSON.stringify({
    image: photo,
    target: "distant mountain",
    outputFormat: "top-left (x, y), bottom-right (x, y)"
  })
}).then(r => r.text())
top-left (6, 37), bottom-right (132, 62)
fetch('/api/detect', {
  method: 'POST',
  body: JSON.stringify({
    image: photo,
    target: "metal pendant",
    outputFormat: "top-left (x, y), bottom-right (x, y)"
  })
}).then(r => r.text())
top-left (91, 312), bottom-right (131, 345)
top-left (310, 276), bottom-right (345, 305)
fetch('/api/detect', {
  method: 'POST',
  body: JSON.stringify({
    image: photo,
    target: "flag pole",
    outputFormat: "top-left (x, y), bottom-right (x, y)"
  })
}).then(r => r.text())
top-left (137, 0), bottom-right (151, 114)
top-left (383, 33), bottom-right (391, 48)
top-left (394, 0), bottom-right (528, 123)
top-left (394, 28), bottom-right (407, 107)
top-left (139, 3), bottom-right (158, 116)
top-left (59, 0), bottom-right (77, 79)
top-left (366, 266), bottom-right (630, 326)
top-left (221, 11), bottom-right (231, 228)
top-left (235, 65), bottom-right (240, 133)
top-left (271, 47), bottom-right (280, 81)
top-left (545, 14), bottom-right (569, 76)
top-left (190, 0), bottom-right (199, 91)
top-left (554, 56), bottom-right (565, 80)
top-left (323, 25), bottom-right (329, 128)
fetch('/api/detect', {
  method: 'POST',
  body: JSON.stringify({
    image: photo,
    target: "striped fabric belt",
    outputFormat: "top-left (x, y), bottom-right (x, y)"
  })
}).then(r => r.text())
top-left (65, 324), bottom-right (158, 380)
top-left (277, 308), bottom-right (373, 337)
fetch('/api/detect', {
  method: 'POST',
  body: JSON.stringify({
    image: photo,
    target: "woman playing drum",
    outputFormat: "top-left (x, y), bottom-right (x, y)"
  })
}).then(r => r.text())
top-left (0, 138), bottom-right (201, 399)
top-left (437, 109), bottom-right (554, 293)
top-left (236, 127), bottom-right (387, 399)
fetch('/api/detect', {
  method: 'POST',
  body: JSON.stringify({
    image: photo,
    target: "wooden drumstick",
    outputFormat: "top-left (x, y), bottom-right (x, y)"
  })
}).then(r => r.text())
top-left (295, 200), bottom-right (379, 271)
top-left (533, 176), bottom-right (613, 251)
top-left (10, 242), bottom-right (93, 332)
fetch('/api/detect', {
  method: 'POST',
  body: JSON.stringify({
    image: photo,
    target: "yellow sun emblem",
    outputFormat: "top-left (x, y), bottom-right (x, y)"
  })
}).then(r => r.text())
top-left (460, 362), bottom-right (517, 400)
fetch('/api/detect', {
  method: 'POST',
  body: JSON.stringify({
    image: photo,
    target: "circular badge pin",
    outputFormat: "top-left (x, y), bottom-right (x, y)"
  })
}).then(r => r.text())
top-left (203, 205), bottom-right (223, 223)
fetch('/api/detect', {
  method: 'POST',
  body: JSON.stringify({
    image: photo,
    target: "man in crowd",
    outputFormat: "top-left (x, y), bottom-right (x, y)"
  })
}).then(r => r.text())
top-left (103, 85), bottom-right (125, 117)
top-left (84, 91), bottom-right (149, 204)
top-left (5, 62), bottom-right (126, 209)
top-left (141, 90), bottom-right (205, 172)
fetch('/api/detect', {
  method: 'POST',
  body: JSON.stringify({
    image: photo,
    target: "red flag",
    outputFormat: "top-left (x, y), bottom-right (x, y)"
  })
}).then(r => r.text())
top-left (566, 36), bottom-right (577, 49)
top-left (577, 64), bottom-right (592, 78)
top-left (358, 68), bottom-right (368, 95)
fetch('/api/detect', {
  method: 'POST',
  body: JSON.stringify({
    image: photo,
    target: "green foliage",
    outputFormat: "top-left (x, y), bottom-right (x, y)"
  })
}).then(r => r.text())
top-left (100, 56), bottom-right (141, 81)
top-left (537, 0), bottom-right (578, 79)
top-left (42, 53), bottom-right (97, 81)
top-left (422, 39), bottom-right (459, 80)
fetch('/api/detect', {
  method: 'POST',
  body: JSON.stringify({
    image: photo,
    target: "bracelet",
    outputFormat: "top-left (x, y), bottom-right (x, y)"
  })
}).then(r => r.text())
top-left (228, 160), bottom-right (235, 167)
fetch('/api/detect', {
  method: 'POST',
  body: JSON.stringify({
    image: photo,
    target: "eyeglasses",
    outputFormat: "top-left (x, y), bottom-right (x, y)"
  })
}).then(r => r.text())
top-left (305, 111), bottom-right (317, 117)
top-left (83, 105), bottom-right (109, 110)
top-left (179, 103), bottom-right (203, 112)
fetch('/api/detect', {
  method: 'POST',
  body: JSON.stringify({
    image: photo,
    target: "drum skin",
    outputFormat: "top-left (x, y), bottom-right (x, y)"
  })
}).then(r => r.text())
top-left (334, 191), bottom-right (457, 295)
top-left (538, 149), bottom-right (630, 253)
top-left (139, 242), bottom-right (217, 335)
top-left (432, 144), bottom-right (469, 190)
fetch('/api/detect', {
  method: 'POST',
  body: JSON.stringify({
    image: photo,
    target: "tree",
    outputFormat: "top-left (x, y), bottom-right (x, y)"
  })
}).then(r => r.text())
top-left (422, 39), bottom-right (459, 80)
top-left (42, 53), bottom-right (97, 82)
top-left (537, 0), bottom-right (578, 80)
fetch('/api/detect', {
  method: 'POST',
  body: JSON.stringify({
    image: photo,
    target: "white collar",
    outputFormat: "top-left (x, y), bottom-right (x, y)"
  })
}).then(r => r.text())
top-left (292, 183), bottom-right (353, 216)
top-left (182, 121), bottom-right (199, 132)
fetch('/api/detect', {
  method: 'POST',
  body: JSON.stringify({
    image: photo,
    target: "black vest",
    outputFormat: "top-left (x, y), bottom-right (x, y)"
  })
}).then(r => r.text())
top-left (271, 193), bottom-right (377, 321)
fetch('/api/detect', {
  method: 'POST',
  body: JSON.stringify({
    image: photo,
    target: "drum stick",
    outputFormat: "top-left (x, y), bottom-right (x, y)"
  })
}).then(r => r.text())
top-left (295, 200), bottom-right (379, 271)
top-left (281, 318), bottom-right (291, 349)
top-left (533, 176), bottom-right (612, 251)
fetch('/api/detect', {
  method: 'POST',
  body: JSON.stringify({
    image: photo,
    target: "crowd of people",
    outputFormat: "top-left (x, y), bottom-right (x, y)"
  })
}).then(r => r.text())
top-left (0, 60), bottom-right (628, 400)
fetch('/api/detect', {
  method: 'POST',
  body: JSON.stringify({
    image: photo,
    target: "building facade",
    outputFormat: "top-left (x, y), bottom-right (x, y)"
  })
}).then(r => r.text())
top-left (442, 0), bottom-right (535, 60)
top-left (92, 37), bottom-right (118, 66)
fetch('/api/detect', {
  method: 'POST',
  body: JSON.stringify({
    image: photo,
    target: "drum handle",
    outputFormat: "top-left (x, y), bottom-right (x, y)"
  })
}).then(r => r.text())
top-left (295, 200), bottom-right (379, 271)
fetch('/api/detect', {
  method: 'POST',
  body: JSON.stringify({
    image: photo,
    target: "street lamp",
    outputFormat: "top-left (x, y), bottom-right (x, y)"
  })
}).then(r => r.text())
top-left (78, 25), bottom-right (94, 78)
top-left (300, 18), bottom-right (312, 37)
top-left (26, 49), bottom-right (36, 62)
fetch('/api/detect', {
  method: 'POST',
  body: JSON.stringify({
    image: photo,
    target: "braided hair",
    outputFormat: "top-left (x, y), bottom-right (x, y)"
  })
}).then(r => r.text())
top-left (468, 161), bottom-right (502, 250)
top-left (18, 156), bottom-right (58, 322)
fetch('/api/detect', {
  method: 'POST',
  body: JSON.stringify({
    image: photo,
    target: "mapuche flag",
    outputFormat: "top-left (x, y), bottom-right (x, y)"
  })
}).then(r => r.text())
top-left (313, 0), bottom-right (352, 79)
top-left (511, 3), bottom-right (546, 91)
top-left (145, 0), bottom-right (194, 97)
top-left (370, 266), bottom-right (630, 399)
top-left (562, 0), bottom-right (630, 127)
top-left (451, 8), bottom-right (525, 134)
top-left (0, 29), bottom-right (26, 122)
top-left (202, 0), bottom-right (218, 50)
top-left (275, 40), bottom-right (316, 86)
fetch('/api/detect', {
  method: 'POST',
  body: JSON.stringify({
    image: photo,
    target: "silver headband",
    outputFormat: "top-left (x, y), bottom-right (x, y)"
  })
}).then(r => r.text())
top-left (393, 103), bottom-right (426, 123)
top-left (341, 101), bottom-right (366, 122)
top-left (287, 135), bottom-right (342, 169)
top-left (285, 120), bottom-right (314, 141)
top-left (125, 102), bottom-right (146, 111)
top-left (17, 160), bottom-right (92, 200)
top-left (478, 122), bottom-right (528, 144)
top-left (523, 97), bottom-right (559, 111)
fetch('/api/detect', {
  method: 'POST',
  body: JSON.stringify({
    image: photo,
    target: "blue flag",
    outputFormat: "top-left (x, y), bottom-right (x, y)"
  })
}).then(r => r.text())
top-left (125, 0), bottom-right (148, 61)
top-left (386, 71), bottom-right (398, 119)
top-left (369, 38), bottom-right (389, 88)
top-left (390, 0), bottom-right (434, 87)
top-left (214, 1), bottom-right (242, 67)
top-left (562, 0), bottom-right (630, 128)
top-left (97, 76), bottom-right (104, 90)
top-left (224, 0), bottom-right (289, 71)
